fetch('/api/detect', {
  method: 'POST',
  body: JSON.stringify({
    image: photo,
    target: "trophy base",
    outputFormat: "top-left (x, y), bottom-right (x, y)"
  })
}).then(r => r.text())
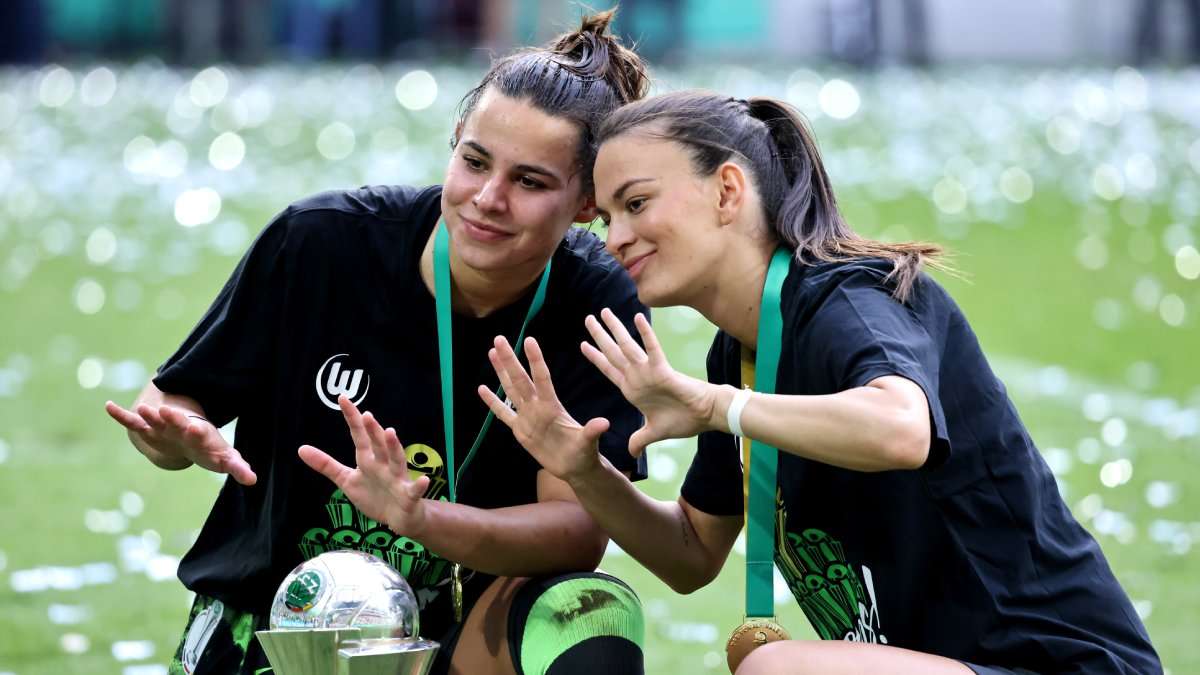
top-left (338, 638), bottom-right (440, 675)
top-left (257, 629), bottom-right (439, 675)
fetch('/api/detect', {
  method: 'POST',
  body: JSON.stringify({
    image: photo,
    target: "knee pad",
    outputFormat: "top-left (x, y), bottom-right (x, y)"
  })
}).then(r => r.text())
top-left (507, 572), bottom-right (645, 675)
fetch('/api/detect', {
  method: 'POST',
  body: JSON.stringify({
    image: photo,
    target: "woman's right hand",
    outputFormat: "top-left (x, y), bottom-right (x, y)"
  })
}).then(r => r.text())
top-left (104, 400), bottom-right (258, 485)
top-left (298, 396), bottom-right (430, 537)
top-left (582, 309), bottom-right (718, 457)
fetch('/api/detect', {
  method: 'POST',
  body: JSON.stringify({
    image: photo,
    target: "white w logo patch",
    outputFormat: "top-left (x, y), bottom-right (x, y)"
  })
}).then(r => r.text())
top-left (315, 353), bottom-right (370, 410)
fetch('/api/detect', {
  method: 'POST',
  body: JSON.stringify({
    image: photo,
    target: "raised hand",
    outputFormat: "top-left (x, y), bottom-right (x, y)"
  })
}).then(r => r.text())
top-left (582, 308), bottom-right (716, 457)
top-left (105, 400), bottom-right (257, 485)
top-left (478, 335), bottom-right (611, 483)
top-left (297, 396), bottom-right (430, 536)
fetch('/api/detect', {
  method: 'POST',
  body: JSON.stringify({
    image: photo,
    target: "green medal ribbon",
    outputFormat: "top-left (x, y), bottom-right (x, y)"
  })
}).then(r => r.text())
top-left (744, 248), bottom-right (791, 618)
top-left (432, 219), bottom-right (552, 503)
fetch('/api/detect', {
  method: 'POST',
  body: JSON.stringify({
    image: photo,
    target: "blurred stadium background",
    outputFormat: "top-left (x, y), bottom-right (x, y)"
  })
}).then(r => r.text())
top-left (1, 1), bottom-right (1199, 673)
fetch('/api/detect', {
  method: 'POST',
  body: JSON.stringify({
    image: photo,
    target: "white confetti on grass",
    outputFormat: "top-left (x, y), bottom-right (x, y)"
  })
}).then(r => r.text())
top-left (48, 604), bottom-right (92, 625)
top-left (123, 666), bottom-right (168, 675)
top-left (112, 640), bottom-right (155, 662)
top-left (60, 632), bottom-right (90, 654)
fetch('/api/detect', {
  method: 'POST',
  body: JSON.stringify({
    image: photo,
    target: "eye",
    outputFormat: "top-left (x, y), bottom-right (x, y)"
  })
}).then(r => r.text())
top-left (462, 155), bottom-right (485, 171)
top-left (517, 175), bottom-right (546, 190)
top-left (626, 197), bottom-right (646, 213)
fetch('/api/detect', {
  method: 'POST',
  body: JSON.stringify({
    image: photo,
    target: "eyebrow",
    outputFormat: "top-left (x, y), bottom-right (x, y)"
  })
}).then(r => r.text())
top-left (462, 140), bottom-right (562, 182)
top-left (610, 177), bottom-right (656, 202)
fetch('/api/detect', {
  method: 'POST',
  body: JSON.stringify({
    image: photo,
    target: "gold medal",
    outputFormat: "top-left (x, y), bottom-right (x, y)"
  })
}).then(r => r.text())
top-left (725, 617), bottom-right (789, 673)
top-left (451, 562), bottom-right (464, 622)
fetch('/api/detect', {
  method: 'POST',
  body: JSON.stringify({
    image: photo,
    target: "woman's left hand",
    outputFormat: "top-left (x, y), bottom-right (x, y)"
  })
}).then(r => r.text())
top-left (479, 335), bottom-right (612, 484)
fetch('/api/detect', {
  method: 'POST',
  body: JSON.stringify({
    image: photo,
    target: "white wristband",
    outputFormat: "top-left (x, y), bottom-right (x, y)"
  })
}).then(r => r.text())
top-left (726, 387), bottom-right (753, 438)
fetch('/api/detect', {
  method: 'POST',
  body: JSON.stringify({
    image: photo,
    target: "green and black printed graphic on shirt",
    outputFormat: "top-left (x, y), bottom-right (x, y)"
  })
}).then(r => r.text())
top-left (773, 490), bottom-right (886, 643)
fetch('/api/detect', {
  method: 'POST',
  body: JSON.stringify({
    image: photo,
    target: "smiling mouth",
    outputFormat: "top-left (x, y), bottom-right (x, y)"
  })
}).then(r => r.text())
top-left (624, 252), bottom-right (655, 279)
top-left (460, 215), bottom-right (514, 241)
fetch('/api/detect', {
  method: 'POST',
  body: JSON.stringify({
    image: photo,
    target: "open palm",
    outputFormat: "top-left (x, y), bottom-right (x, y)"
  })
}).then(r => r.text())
top-left (298, 396), bottom-right (430, 536)
top-left (478, 335), bottom-right (611, 483)
top-left (582, 309), bottom-right (716, 457)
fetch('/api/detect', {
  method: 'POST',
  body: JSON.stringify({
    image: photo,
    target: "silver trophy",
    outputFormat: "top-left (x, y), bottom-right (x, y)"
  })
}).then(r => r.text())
top-left (256, 550), bottom-right (439, 675)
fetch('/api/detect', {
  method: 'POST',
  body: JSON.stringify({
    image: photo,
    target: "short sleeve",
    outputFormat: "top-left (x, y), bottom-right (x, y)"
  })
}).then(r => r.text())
top-left (798, 270), bottom-right (951, 466)
top-left (553, 269), bottom-right (648, 481)
top-left (679, 333), bottom-right (744, 516)
top-left (153, 216), bottom-right (289, 427)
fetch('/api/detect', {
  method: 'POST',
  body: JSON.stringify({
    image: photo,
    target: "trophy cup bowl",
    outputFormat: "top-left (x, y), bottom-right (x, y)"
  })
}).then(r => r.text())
top-left (256, 550), bottom-right (439, 675)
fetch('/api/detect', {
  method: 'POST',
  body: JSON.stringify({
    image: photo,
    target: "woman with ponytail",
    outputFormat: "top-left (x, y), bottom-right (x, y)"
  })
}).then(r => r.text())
top-left (107, 11), bottom-right (653, 675)
top-left (482, 91), bottom-right (1161, 674)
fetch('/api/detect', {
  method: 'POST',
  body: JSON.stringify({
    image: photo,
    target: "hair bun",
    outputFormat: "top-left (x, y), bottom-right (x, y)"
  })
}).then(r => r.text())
top-left (547, 8), bottom-right (649, 104)
top-left (578, 8), bottom-right (617, 39)
top-left (550, 8), bottom-right (616, 54)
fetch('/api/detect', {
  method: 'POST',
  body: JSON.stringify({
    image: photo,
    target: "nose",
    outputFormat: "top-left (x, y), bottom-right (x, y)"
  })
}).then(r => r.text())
top-left (604, 217), bottom-right (636, 259)
top-left (472, 175), bottom-right (507, 216)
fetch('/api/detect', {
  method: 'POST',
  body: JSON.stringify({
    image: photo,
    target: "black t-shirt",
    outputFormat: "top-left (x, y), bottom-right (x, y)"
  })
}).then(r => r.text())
top-left (680, 258), bottom-right (1161, 674)
top-left (155, 184), bottom-right (647, 637)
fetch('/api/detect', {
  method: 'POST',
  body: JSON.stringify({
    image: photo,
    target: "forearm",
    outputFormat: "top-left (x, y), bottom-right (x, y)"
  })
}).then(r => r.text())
top-left (567, 457), bottom-right (723, 594)
top-left (407, 499), bottom-right (607, 578)
top-left (709, 383), bottom-right (929, 471)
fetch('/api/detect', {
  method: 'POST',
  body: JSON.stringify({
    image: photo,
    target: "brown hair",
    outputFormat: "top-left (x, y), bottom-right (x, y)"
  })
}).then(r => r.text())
top-left (596, 91), bottom-right (950, 302)
top-left (454, 9), bottom-right (650, 192)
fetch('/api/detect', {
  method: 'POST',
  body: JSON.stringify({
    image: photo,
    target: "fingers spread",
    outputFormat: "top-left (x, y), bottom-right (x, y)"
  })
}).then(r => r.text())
top-left (491, 336), bottom-right (535, 403)
top-left (136, 404), bottom-right (166, 430)
top-left (585, 314), bottom-right (630, 371)
top-left (580, 341), bottom-right (624, 388)
top-left (105, 401), bottom-right (150, 432)
top-left (384, 427), bottom-right (409, 475)
top-left (600, 308), bottom-right (646, 364)
top-left (298, 445), bottom-right (350, 486)
top-left (338, 395), bottom-right (372, 451)
top-left (524, 337), bottom-right (558, 399)
top-left (633, 312), bottom-right (664, 362)
top-left (478, 384), bottom-right (518, 426)
top-left (488, 348), bottom-right (517, 403)
top-left (361, 411), bottom-right (390, 467)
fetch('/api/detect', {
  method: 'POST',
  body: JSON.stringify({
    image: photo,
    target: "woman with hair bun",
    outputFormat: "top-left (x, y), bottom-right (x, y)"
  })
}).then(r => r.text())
top-left (107, 11), bottom-right (652, 675)
top-left (482, 91), bottom-right (1162, 675)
